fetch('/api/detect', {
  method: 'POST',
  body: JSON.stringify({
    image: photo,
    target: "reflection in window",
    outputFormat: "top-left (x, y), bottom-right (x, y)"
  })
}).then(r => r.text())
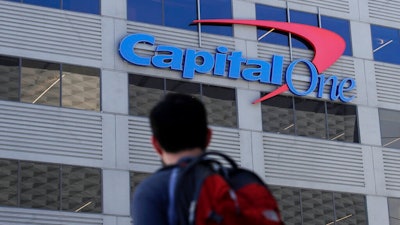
top-left (130, 172), bottom-right (150, 194)
top-left (262, 95), bottom-right (295, 135)
top-left (0, 159), bottom-right (18, 207)
top-left (5, 0), bottom-right (100, 14)
top-left (255, 4), bottom-right (353, 56)
top-left (20, 162), bottom-right (60, 210)
top-left (389, 198), bottom-right (400, 225)
top-left (202, 84), bottom-right (237, 127)
top-left (0, 55), bottom-right (100, 111)
top-left (371, 25), bottom-right (400, 65)
top-left (128, 74), bottom-right (237, 128)
top-left (261, 94), bottom-right (359, 143)
top-left (21, 59), bottom-right (61, 107)
top-left (0, 159), bottom-right (102, 213)
top-left (379, 108), bottom-right (400, 149)
top-left (127, 0), bottom-right (233, 36)
top-left (270, 186), bottom-right (367, 225)
top-left (62, 165), bottom-right (102, 213)
top-left (129, 75), bottom-right (164, 117)
top-left (62, 64), bottom-right (100, 111)
top-left (295, 98), bottom-right (326, 139)
top-left (321, 16), bottom-right (352, 56)
top-left (256, 4), bottom-right (289, 46)
top-left (290, 10), bottom-right (318, 50)
top-left (0, 55), bottom-right (19, 101)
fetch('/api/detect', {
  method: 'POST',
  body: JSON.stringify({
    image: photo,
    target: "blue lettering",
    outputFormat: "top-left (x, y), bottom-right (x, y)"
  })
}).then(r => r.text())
top-left (338, 78), bottom-right (356, 102)
top-left (227, 51), bottom-right (246, 79)
top-left (242, 59), bottom-right (271, 83)
top-left (286, 59), bottom-right (318, 96)
top-left (182, 49), bottom-right (214, 79)
top-left (318, 75), bottom-right (339, 100)
top-left (152, 45), bottom-right (183, 70)
top-left (214, 46), bottom-right (228, 76)
top-left (119, 33), bottom-right (154, 66)
top-left (271, 55), bottom-right (284, 85)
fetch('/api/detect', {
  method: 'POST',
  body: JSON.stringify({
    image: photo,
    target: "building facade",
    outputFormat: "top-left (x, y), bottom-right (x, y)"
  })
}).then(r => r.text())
top-left (0, 0), bottom-right (399, 224)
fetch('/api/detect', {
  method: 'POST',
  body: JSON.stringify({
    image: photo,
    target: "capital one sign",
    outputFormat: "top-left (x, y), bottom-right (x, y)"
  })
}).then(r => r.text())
top-left (119, 19), bottom-right (356, 103)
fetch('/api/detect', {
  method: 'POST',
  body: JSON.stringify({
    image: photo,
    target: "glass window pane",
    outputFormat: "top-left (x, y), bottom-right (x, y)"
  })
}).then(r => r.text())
top-left (379, 109), bottom-right (400, 149)
top-left (129, 74), bottom-right (164, 117)
top-left (61, 64), bottom-right (100, 111)
top-left (261, 94), bottom-right (295, 135)
top-left (290, 10), bottom-right (318, 50)
top-left (4, 0), bottom-right (21, 3)
top-left (202, 85), bottom-right (237, 128)
top-left (127, 0), bottom-right (162, 25)
top-left (0, 55), bottom-right (19, 101)
top-left (0, 159), bottom-right (18, 207)
top-left (301, 189), bottom-right (334, 225)
top-left (371, 25), bottom-right (400, 65)
top-left (62, 0), bottom-right (100, 14)
top-left (20, 162), bottom-right (60, 210)
top-left (270, 186), bottom-right (302, 225)
top-left (200, 0), bottom-right (233, 36)
top-left (21, 59), bottom-right (60, 107)
top-left (166, 79), bottom-right (201, 97)
top-left (327, 103), bottom-right (359, 143)
top-left (256, 4), bottom-right (289, 46)
top-left (164, 0), bottom-right (196, 31)
top-left (334, 193), bottom-right (367, 225)
top-left (321, 16), bottom-right (352, 56)
top-left (62, 165), bottom-right (102, 213)
top-left (294, 98), bottom-right (326, 139)
top-left (23, 0), bottom-right (61, 8)
top-left (389, 198), bottom-right (400, 225)
top-left (130, 172), bottom-right (150, 194)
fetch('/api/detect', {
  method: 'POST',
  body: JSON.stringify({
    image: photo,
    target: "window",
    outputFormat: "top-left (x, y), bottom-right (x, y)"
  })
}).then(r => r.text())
top-left (0, 159), bottom-right (102, 213)
top-left (127, 0), bottom-right (233, 36)
top-left (255, 4), bottom-right (353, 56)
top-left (379, 108), bottom-right (400, 149)
top-left (270, 186), bottom-right (368, 225)
top-left (389, 198), bottom-right (400, 225)
top-left (128, 74), bottom-right (237, 128)
top-left (0, 55), bottom-right (100, 111)
top-left (261, 94), bottom-right (359, 143)
top-left (371, 25), bottom-right (400, 65)
top-left (4, 0), bottom-right (100, 14)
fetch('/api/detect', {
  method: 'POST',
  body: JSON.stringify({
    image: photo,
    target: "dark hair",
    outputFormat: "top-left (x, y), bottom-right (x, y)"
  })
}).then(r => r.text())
top-left (150, 93), bottom-right (208, 153)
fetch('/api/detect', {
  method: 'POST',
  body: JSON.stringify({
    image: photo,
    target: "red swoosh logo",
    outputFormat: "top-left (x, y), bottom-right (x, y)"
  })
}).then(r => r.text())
top-left (193, 19), bottom-right (346, 104)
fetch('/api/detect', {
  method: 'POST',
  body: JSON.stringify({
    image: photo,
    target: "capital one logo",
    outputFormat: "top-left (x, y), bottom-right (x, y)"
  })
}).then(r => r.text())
top-left (119, 19), bottom-right (356, 103)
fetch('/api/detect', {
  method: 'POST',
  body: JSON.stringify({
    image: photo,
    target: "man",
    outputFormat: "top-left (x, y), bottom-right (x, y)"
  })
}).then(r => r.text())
top-left (131, 93), bottom-right (212, 225)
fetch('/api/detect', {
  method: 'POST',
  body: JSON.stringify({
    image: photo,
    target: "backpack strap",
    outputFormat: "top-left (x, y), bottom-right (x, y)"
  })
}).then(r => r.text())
top-left (168, 167), bottom-right (180, 225)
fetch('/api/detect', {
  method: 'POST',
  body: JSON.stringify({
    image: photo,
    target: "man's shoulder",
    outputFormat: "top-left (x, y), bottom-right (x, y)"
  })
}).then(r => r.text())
top-left (134, 166), bottom-right (174, 195)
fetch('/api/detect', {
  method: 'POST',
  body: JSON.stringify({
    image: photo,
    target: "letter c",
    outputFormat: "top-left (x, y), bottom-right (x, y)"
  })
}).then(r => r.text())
top-left (119, 34), bottom-right (155, 66)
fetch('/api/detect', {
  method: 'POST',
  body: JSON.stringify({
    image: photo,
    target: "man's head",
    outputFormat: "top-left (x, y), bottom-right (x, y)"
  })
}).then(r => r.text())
top-left (150, 93), bottom-right (210, 155)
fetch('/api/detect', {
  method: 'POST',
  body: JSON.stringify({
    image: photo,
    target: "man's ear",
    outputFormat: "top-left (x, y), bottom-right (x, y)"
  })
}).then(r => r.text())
top-left (205, 128), bottom-right (212, 147)
top-left (151, 136), bottom-right (163, 156)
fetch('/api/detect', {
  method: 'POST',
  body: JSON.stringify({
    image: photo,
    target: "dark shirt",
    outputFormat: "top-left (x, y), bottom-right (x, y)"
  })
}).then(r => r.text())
top-left (131, 166), bottom-right (174, 225)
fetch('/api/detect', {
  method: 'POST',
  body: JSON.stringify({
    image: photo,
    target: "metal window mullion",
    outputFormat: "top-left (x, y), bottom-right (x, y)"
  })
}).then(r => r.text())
top-left (317, 7), bottom-right (322, 28)
top-left (162, 0), bottom-right (165, 26)
top-left (299, 189), bottom-right (304, 225)
top-left (332, 192), bottom-right (337, 225)
top-left (59, 165), bottom-right (63, 211)
top-left (324, 101), bottom-right (329, 140)
top-left (59, 64), bottom-right (63, 107)
top-left (196, 0), bottom-right (202, 47)
top-left (18, 57), bottom-right (22, 102)
top-left (17, 160), bottom-right (21, 207)
top-left (287, 2), bottom-right (293, 61)
top-left (292, 96), bottom-right (298, 136)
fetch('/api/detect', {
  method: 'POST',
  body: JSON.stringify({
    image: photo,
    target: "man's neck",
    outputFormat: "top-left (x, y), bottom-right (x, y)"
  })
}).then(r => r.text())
top-left (162, 148), bottom-right (204, 165)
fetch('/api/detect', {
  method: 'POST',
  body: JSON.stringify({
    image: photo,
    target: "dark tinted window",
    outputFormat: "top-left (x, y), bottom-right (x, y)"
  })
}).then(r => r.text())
top-left (0, 56), bottom-right (19, 101)
top-left (262, 95), bottom-right (295, 135)
top-left (256, 4), bottom-right (289, 46)
top-left (127, 0), bottom-right (232, 36)
top-left (200, 0), bottom-right (233, 36)
top-left (290, 10), bottom-right (318, 50)
top-left (63, 0), bottom-right (100, 14)
top-left (371, 25), bottom-right (400, 64)
top-left (379, 108), bottom-right (400, 149)
top-left (321, 16), bottom-right (352, 56)
top-left (23, 0), bottom-right (61, 8)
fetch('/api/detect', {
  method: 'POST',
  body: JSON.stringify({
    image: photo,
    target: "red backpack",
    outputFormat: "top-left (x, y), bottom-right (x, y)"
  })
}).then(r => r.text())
top-left (168, 151), bottom-right (284, 225)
